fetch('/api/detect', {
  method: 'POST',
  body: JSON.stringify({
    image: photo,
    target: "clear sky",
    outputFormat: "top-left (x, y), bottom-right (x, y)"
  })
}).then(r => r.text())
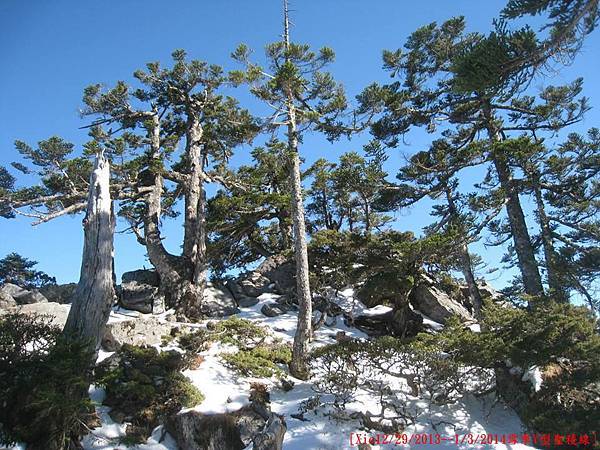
top-left (1, 0), bottom-right (599, 286)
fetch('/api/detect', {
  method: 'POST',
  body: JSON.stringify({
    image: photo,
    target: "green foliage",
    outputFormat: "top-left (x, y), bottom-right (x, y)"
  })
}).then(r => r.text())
top-left (207, 141), bottom-right (293, 275)
top-left (309, 229), bottom-right (455, 306)
top-left (210, 316), bottom-right (269, 349)
top-left (96, 344), bottom-right (204, 443)
top-left (208, 317), bottom-right (291, 378)
top-left (417, 300), bottom-right (600, 440)
top-left (222, 343), bottom-right (292, 378)
top-left (306, 152), bottom-right (391, 234)
top-left (0, 252), bottom-right (56, 289)
top-left (311, 335), bottom-right (493, 425)
top-left (0, 313), bottom-right (95, 449)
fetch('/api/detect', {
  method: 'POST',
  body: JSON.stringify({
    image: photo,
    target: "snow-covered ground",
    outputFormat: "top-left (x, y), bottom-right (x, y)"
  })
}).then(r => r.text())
top-left (12, 290), bottom-right (537, 450)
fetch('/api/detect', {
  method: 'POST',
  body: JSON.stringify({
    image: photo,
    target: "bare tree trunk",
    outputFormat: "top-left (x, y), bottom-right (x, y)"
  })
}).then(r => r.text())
top-left (63, 152), bottom-right (115, 354)
top-left (483, 104), bottom-right (544, 298)
top-left (283, 0), bottom-right (312, 380)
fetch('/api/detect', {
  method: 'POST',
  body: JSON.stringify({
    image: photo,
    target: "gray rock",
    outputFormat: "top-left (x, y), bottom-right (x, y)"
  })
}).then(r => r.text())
top-left (13, 302), bottom-right (71, 327)
top-left (201, 283), bottom-right (240, 317)
top-left (410, 276), bottom-right (472, 323)
top-left (253, 414), bottom-right (286, 450)
top-left (167, 403), bottom-right (279, 450)
top-left (0, 289), bottom-right (17, 309)
top-left (240, 273), bottom-right (273, 298)
top-left (39, 283), bottom-right (77, 304)
top-left (0, 283), bottom-right (47, 304)
top-left (120, 269), bottom-right (163, 314)
top-left (238, 296), bottom-right (259, 308)
top-left (256, 255), bottom-right (295, 294)
top-left (0, 283), bottom-right (28, 299)
top-left (260, 303), bottom-right (290, 318)
top-left (102, 316), bottom-right (173, 351)
top-left (225, 279), bottom-right (247, 301)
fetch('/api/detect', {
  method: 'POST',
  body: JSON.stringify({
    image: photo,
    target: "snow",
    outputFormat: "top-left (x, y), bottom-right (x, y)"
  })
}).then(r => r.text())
top-left (74, 288), bottom-right (536, 449)
top-left (522, 366), bottom-right (543, 392)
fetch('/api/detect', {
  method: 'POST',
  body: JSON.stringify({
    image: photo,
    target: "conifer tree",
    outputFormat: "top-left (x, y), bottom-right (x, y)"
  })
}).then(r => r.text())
top-left (361, 18), bottom-right (587, 299)
top-left (1, 51), bottom-right (257, 320)
top-left (230, 0), bottom-right (348, 378)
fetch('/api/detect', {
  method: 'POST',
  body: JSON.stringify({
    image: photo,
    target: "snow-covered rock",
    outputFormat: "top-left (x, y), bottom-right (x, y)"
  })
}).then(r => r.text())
top-left (102, 316), bottom-right (173, 351)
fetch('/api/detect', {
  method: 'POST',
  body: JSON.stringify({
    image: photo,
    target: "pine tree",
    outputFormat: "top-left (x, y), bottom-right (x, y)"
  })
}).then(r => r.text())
top-left (361, 18), bottom-right (587, 300)
top-left (0, 253), bottom-right (56, 289)
top-left (231, 0), bottom-right (348, 378)
top-left (1, 51), bottom-right (257, 320)
top-left (207, 140), bottom-right (293, 276)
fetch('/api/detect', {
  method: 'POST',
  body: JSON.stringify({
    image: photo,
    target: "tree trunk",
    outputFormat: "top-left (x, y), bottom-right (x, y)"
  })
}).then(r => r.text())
top-left (444, 185), bottom-right (483, 319)
top-left (180, 110), bottom-right (207, 319)
top-left (458, 242), bottom-right (483, 319)
top-left (483, 104), bottom-right (544, 298)
top-left (284, 0), bottom-right (312, 380)
top-left (532, 176), bottom-right (568, 302)
top-left (63, 152), bottom-right (115, 354)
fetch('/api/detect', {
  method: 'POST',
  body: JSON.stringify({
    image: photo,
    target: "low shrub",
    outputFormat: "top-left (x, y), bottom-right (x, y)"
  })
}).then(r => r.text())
top-left (0, 313), bottom-right (95, 450)
top-left (96, 344), bottom-right (204, 443)
top-left (222, 343), bottom-right (292, 378)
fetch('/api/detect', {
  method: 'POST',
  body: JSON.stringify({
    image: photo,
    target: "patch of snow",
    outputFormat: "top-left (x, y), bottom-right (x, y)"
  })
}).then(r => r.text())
top-left (522, 366), bottom-right (543, 392)
top-left (81, 286), bottom-right (535, 450)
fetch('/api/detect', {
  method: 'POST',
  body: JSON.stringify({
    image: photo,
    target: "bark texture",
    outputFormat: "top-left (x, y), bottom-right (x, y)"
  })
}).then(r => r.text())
top-left (283, 0), bottom-right (313, 380)
top-left (63, 152), bottom-right (115, 353)
top-left (483, 104), bottom-right (544, 298)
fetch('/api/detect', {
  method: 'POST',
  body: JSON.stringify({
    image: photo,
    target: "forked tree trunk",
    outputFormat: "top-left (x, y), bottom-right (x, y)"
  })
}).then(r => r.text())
top-left (63, 152), bottom-right (115, 354)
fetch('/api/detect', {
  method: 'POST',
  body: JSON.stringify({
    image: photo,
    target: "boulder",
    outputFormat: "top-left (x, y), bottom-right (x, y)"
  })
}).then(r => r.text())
top-left (240, 273), bottom-right (273, 298)
top-left (201, 283), bottom-right (240, 317)
top-left (102, 316), bottom-right (173, 351)
top-left (238, 296), bottom-right (259, 308)
top-left (351, 305), bottom-right (423, 338)
top-left (167, 402), bottom-right (283, 450)
top-left (225, 279), bottom-right (247, 301)
top-left (255, 255), bottom-right (295, 294)
top-left (0, 289), bottom-right (17, 309)
top-left (252, 414), bottom-right (286, 450)
top-left (120, 269), bottom-right (163, 314)
top-left (261, 303), bottom-right (290, 318)
top-left (0, 283), bottom-right (48, 305)
top-left (39, 283), bottom-right (77, 304)
top-left (410, 276), bottom-right (472, 323)
top-left (12, 301), bottom-right (71, 327)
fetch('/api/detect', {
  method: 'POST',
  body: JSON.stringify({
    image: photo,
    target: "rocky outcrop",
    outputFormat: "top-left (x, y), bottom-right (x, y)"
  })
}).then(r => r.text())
top-left (351, 304), bottom-right (423, 338)
top-left (410, 276), bottom-right (472, 323)
top-left (254, 254), bottom-right (295, 295)
top-left (227, 255), bottom-right (296, 303)
top-left (39, 283), bottom-right (77, 304)
top-left (120, 269), bottom-right (163, 314)
top-left (101, 316), bottom-right (174, 351)
top-left (167, 400), bottom-right (285, 450)
top-left (260, 302), bottom-right (290, 318)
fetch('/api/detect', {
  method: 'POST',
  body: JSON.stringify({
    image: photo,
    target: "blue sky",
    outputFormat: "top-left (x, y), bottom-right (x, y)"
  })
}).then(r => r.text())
top-left (1, 0), bottom-right (599, 285)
